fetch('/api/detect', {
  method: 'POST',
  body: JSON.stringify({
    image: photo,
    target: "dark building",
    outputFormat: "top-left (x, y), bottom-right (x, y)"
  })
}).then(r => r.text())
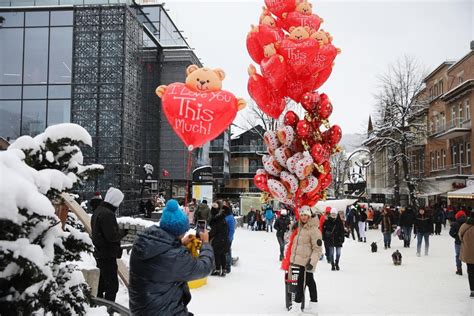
top-left (0, 0), bottom-right (206, 214)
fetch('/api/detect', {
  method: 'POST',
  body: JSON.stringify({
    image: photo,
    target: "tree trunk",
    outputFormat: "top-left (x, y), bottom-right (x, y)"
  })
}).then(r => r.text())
top-left (393, 160), bottom-right (400, 206)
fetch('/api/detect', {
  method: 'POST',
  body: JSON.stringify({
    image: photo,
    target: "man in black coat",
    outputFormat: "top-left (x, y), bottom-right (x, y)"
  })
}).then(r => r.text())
top-left (129, 199), bottom-right (214, 315)
top-left (274, 209), bottom-right (291, 261)
top-left (91, 187), bottom-right (127, 302)
top-left (399, 206), bottom-right (415, 248)
top-left (323, 208), bottom-right (345, 271)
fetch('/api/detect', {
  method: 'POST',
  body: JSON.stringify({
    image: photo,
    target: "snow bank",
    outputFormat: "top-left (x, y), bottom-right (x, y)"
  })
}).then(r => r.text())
top-left (117, 217), bottom-right (156, 228)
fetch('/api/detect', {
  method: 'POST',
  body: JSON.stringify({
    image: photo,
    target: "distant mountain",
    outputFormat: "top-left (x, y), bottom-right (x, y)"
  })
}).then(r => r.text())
top-left (339, 133), bottom-right (365, 153)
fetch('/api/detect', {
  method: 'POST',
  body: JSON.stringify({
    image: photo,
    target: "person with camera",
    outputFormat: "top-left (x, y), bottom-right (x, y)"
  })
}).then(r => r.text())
top-left (129, 199), bottom-right (214, 315)
top-left (209, 202), bottom-right (230, 277)
top-left (288, 206), bottom-right (323, 313)
top-left (91, 187), bottom-right (128, 302)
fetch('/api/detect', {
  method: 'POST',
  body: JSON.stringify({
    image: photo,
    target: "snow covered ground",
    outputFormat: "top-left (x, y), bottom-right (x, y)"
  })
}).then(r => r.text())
top-left (107, 225), bottom-right (473, 315)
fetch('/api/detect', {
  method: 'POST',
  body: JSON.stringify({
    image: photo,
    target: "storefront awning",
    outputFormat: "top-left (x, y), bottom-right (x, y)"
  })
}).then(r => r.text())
top-left (418, 191), bottom-right (447, 198)
top-left (447, 186), bottom-right (474, 199)
top-left (312, 199), bottom-right (358, 213)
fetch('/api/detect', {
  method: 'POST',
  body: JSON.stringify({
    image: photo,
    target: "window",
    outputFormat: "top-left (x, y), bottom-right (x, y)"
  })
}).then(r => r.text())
top-left (0, 28), bottom-right (24, 84)
top-left (459, 76), bottom-right (464, 85)
top-left (466, 99), bottom-right (470, 120)
top-left (23, 85), bottom-right (47, 99)
top-left (47, 100), bottom-right (70, 126)
top-left (49, 27), bottom-right (73, 84)
top-left (0, 86), bottom-right (21, 99)
top-left (459, 104), bottom-right (463, 125)
top-left (24, 28), bottom-right (49, 84)
top-left (430, 152), bottom-right (434, 171)
top-left (50, 11), bottom-right (73, 26)
top-left (25, 11), bottom-right (49, 27)
top-left (0, 100), bottom-right (21, 140)
top-left (442, 149), bottom-right (446, 168)
top-left (452, 145), bottom-right (457, 166)
top-left (0, 12), bottom-right (24, 27)
top-left (21, 100), bottom-right (46, 136)
top-left (467, 143), bottom-right (471, 165)
top-left (441, 112), bottom-right (445, 130)
top-left (460, 144), bottom-right (464, 164)
top-left (436, 151), bottom-right (440, 170)
top-left (451, 106), bottom-right (456, 127)
top-left (440, 81), bottom-right (443, 94)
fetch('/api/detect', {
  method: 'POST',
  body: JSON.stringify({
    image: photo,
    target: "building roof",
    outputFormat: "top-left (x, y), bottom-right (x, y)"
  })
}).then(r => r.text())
top-left (447, 50), bottom-right (474, 73)
top-left (231, 125), bottom-right (265, 140)
top-left (441, 79), bottom-right (474, 102)
top-left (423, 61), bottom-right (456, 82)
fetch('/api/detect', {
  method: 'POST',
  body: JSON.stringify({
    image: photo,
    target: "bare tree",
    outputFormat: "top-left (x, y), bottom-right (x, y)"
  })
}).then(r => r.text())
top-left (368, 56), bottom-right (428, 207)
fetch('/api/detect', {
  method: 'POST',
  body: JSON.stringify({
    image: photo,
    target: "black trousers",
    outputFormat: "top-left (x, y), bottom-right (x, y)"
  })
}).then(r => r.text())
top-left (215, 251), bottom-right (226, 271)
top-left (295, 266), bottom-right (317, 303)
top-left (468, 263), bottom-right (474, 291)
top-left (435, 222), bottom-right (442, 235)
top-left (277, 235), bottom-right (285, 258)
top-left (97, 258), bottom-right (118, 302)
top-left (350, 224), bottom-right (360, 240)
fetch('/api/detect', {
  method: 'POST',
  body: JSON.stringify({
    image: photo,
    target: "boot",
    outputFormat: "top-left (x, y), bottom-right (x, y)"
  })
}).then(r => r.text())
top-left (211, 269), bottom-right (220, 276)
top-left (470, 291), bottom-right (474, 298)
top-left (363, 237), bottom-right (367, 243)
top-left (456, 268), bottom-right (462, 275)
top-left (384, 242), bottom-right (387, 250)
top-left (335, 259), bottom-right (340, 271)
top-left (219, 268), bottom-right (226, 277)
top-left (407, 240), bottom-right (410, 248)
top-left (331, 261), bottom-right (336, 271)
top-left (388, 242), bottom-right (391, 248)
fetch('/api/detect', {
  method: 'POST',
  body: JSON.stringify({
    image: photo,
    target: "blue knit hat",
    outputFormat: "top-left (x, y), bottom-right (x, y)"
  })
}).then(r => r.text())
top-left (160, 199), bottom-right (190, 237)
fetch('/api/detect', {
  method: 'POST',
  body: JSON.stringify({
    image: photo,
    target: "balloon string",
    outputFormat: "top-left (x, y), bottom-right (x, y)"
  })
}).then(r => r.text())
top-left (184, 152), bottom-right (193, 208)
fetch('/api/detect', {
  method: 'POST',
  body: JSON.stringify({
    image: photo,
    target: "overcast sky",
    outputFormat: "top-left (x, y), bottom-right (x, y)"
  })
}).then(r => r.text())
top-left (164, 0), bottom-right (473, 135)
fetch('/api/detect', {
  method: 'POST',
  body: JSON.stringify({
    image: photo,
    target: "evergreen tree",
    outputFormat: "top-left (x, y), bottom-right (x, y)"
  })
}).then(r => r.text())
top-left (0, 123), bottom-right (103, 315)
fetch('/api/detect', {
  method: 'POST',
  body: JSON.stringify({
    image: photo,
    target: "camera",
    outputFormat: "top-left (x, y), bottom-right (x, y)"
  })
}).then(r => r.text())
top-left (196, 220), bottom-right (206, 238)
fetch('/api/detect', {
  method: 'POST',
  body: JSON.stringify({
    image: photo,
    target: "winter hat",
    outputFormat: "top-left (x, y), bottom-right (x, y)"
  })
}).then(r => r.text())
top-left (160, 199), bottom-right (190, 237)
top-left (299, 206), bottom-right (312, 217)
top-left (455, 210), bottom-right (466, 220)
top-left (281, 209), bottom-right (287, 216)
top-left (330, 208), bottom-right (338, 217)
top-left (94, 191), bottom-right (102, 198)
top-left (325, 206), bottom-right (331, 214)
top-left (104, 187), bottom-right (124, 207)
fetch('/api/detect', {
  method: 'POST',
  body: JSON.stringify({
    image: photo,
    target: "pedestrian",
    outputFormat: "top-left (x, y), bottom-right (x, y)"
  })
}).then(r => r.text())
top-left (265, 204), bottom-right (275, 232)
top-left (274, 209), bottom-right (291, 261)
top-left (247, 207), bottom-right (256, 230)
top-left (129, 199), bottom-right (214, 315)
top-left (380, 207), bottom-right (393, 249)
top-left (358, 205), bottom-right (367, 243)
top-left (414, 208), bottom-right (433, 257)
top-left (288, 206), bottom-right (323, 313)
top-left (322, 208), bottom-right (345, 271)
top-left (399, 206), bottom-right (415, 248)
top-left (433, 204), bottom-right (445, 235)
top-left (223, 204), bottom-right (236, 274)
top-left (145, 198), bottom-right (154, 218)
top-left (458, 209), bottom-right (474, 298)
top-left (91, 187), bottom-right (128, 302)
top-left (194, 199), bottom-right (211, 223)
top-left (209, 202), bottom-right (229, 277)
top-left (89, 191), bottom-right (102, 213)
top-left (256, 210), bottom-right (263, 231)
top-left (346, 205), bottom-right (360, 241)
top-left (450, 210), bottom-right (467, 275)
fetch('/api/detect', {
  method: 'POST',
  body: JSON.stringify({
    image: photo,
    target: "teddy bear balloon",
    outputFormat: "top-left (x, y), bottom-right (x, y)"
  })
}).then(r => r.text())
top-left (156, 65), bottom-right (246, 151)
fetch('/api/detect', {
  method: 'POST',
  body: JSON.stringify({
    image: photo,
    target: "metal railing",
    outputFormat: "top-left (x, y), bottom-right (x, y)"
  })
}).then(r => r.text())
top-left (230, 145), bottom-right (266, 153)
top-left (429, 163), bottom-right (472, 175)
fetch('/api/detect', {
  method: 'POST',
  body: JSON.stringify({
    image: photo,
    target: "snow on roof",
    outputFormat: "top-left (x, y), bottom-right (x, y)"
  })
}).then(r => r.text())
top-left (447, 185), bottom-right (474, 199)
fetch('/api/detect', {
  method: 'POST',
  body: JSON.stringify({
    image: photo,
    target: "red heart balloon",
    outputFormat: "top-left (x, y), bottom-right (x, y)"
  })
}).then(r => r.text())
top-left (254, 173), bottom-right (270, 192)
top-left (278, 38), bottom-right (319, 73)
top-left (247, 31), bottom-right (264, 63)
top-left (323, 125), bottom-right (342, 147)
top-left (296, 120), bottom-right (311, 138)
top-left (322, 161), bottom-right (331, 174)
top-left (312, 66), bottom-right (333, 91)
top-left (256, 24), bottom-right (285, 46)
top-left (261, 54), bottom-right (287, 91)
top-left (317, 96), bottom-right (333, 120)
top-left (320, 173), bottom-right (333, 189)
top-left (285, 71), bottom-right (316, 102)
top-left (310, 143), bottom-right (329, 164)
top-left (248, 73), bottom-right (285, 119)
top-left (264, 0), bottom-right (296, 17)
top-left (300, 189), bottom-right (320, 207)
top-left (301, 91), bottom-right (320, 111)
top-left (281, 11), bottom-right (323, 32)
top-left (161, 83), bottom-right (238, 150)
top-left (308, 44), bottom-right (338, 74)
top-left (284, 111), bottom-right (299, 128)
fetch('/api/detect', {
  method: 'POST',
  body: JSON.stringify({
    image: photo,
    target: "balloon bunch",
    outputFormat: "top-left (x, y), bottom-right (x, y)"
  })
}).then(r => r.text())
top-left (247, 0), bottom-right (340, 119)
top-left (253, 91), bottom-right (342, 209)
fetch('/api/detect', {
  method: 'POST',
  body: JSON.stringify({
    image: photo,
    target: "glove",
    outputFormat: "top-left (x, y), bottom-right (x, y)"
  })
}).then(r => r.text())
top-left (306, 263), bottom-right (313, 271)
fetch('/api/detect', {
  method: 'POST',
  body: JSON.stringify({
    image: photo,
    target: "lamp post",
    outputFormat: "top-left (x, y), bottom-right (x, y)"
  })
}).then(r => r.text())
top-left (340, 148), bottom-right (372, 199)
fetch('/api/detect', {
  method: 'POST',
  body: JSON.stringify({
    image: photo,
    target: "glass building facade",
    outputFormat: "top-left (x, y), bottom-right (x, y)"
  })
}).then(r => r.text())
top-left (0, 1), bottom-right (206, 214)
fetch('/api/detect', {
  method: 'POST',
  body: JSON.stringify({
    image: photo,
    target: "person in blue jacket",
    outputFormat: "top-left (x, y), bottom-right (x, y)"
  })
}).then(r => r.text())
top-left (265, 204), bottom-right (275, 233)
top-left (223, 203), bottom-right (236, 274)
top-left (129, 199), bottom-right (214, 315)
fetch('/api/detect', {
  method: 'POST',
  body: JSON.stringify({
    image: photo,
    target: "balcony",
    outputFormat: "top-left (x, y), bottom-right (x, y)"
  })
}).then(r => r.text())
top-left (230, 166), bottom-right (263, 174)
top-left (210, 146), bottom-right (229, 153)
top-left (230, 145), bottom-right (267, 154)
top-left (436, 120), bottom-right (471, 140)
top-left (429, 163), bottom-right (472, 179)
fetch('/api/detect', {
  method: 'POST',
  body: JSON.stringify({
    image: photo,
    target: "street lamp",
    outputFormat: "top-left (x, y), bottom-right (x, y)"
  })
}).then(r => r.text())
top-left (341, 148), bottom-right (372, 198)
